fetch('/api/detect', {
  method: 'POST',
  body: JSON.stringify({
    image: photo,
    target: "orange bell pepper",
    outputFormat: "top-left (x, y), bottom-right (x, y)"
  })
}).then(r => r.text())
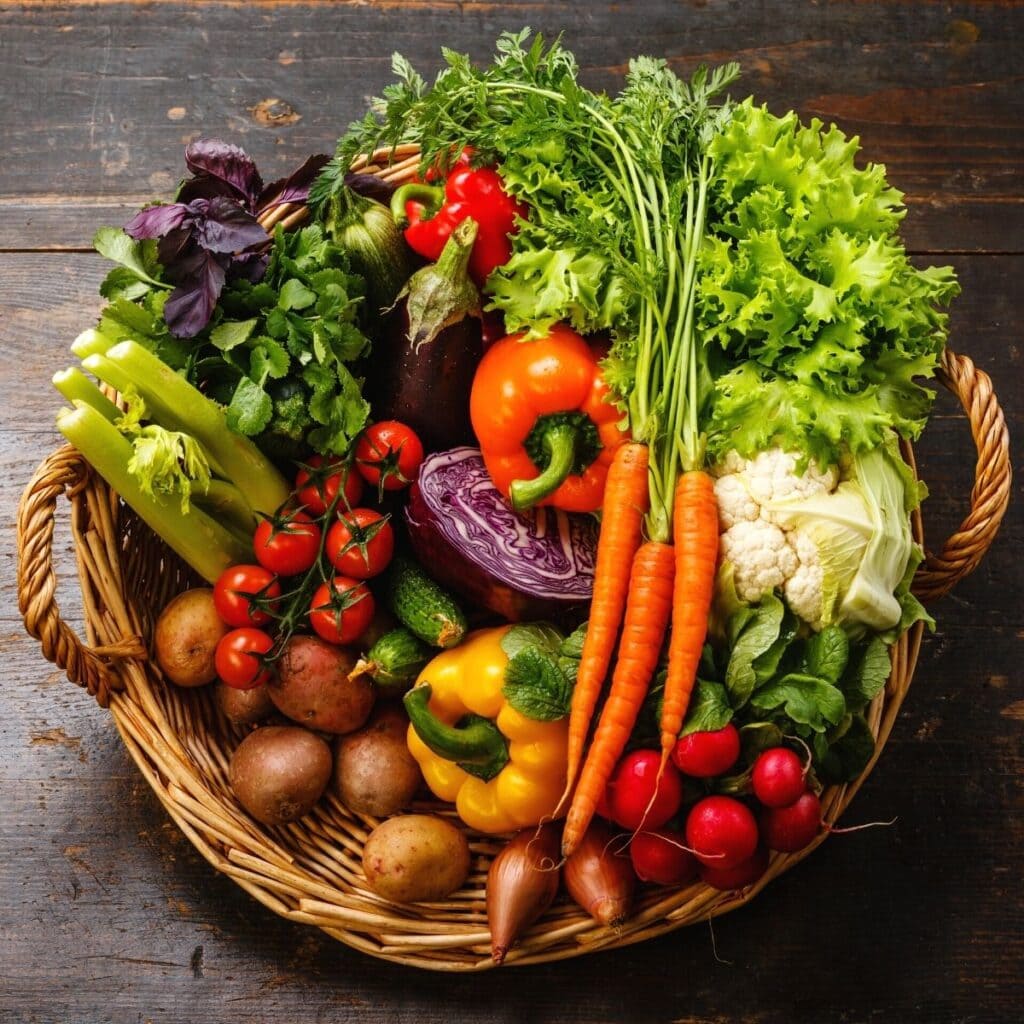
top-left (469, 324), bottom-right (628, 514)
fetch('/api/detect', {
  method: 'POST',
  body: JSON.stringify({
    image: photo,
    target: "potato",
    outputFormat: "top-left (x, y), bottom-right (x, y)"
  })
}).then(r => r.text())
top-left (216, 681), bottom-right (275, 726)
top-left (269, 635), bottom-right (375, 734)
top-left (362, 814), bottom-right (471, 903)
top-left (154, 588), bottom-right (229, 687)
top-left (333, 705), bottom-right (422, 817)
top-left (229, 726), bottom-right (332, 826)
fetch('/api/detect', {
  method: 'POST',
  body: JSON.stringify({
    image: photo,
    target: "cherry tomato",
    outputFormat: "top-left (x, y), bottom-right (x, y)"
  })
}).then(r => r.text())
top-left (253, 511), bottom-right (321, 577)
top-left (751, 747), bottom-right (808, 808)
top-left (685, 796), bottom-right (759, 870)
top-left (671, 723), bottom-right (741, 779)
top-left (213, 565), bottom-right (281, 628)
top-left (605, 750), bottom-right (683, 831)
top-left (215, 628), bottom-right (273, 690)
top-left (629, 828), bottom-right (698, 886)
top-left (326, 509), bottom-right (394, 579)
top-left (309, 576), bottom-right (375, 646)
top-left (760, 791), bottom-right (822, 852)
top-left (699, 846), bottom-right (769, 891)
top-left (354, 420), bottom-right (425, 492)
top-left (294, 455), bottom-right (364, 516)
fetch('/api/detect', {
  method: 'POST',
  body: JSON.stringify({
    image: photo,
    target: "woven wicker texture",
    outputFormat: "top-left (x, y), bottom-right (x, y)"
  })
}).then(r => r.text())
top-left (16, 148), bottom-right (1011, 970)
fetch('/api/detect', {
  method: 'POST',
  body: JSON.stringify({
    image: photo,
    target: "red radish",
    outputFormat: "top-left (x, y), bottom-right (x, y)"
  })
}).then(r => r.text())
top-left (700, 846), bottom-right (769, 891)
top-left (760, 791), bottom-right (822, 852)
top-left (671, 724), bottom-right (740, 778)
top-left (606, 750), bottom-right (683, 831)
top-left (751, 747), bottom-right (806, 808)
top-left (685, 796), bottom-right (759, 870)
top-left (630, 829), bottom-right (698, 886)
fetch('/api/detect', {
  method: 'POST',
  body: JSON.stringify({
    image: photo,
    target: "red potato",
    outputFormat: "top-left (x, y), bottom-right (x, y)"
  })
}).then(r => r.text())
top-left (154, 588), bottom-right (230, 687)
top-left (268, 635), bottom-right (375, 734)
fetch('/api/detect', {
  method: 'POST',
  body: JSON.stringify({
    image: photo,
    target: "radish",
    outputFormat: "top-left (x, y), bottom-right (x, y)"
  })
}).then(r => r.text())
top-left (606, 750), bottom-right (683, 831)
top-left (685, 795), bottom-right (759, 869)
top-left (760, 790), bottom-right (822, 852)
top-left (671, 724), bottom-right (740, 778)
top-left (700, 846), bottom-right (769, 891)
top-left (751, 747), bottom-right (806, 808)
top-left (629, 828), bottom-right (698, 886)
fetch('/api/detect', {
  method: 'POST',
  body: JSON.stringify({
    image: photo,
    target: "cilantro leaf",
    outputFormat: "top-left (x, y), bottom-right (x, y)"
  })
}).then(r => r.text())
top-left (226, 376), bottom-right (273, 436)
top-left (93, 227), bottom-right (167, 290)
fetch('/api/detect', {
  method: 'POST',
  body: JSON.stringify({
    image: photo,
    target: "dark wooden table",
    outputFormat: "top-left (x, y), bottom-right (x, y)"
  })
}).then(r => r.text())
top-left (2, 3), bottom-right (1021, 1022)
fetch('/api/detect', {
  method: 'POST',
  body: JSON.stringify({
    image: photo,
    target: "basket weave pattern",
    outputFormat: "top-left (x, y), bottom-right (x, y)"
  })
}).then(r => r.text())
top-left (16, 149), bottom-right (1012, 970)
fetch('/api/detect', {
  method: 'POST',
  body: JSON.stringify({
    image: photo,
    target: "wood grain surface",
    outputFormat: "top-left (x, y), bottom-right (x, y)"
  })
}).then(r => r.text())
top-left (1, 3), bottom-right (1020, 1023)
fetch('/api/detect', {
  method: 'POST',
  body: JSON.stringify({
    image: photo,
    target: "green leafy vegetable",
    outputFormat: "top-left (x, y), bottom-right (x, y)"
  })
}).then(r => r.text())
top-left (502, 647), bottom-right (572, 721)
top-left (749, 673), bottom-right (847, 733)
top-left (803, 626), bottom-right (850, 684)
top-left (698, 100), bottom-right (960, 466)
top-left (680, 679), bottom-right (733, 736)
top-left (816, 714), bottom-right (875, 784)
top-left (840, 636), bottom-right (892, 712)
top-left (725, 593), bottom-right (785, 704)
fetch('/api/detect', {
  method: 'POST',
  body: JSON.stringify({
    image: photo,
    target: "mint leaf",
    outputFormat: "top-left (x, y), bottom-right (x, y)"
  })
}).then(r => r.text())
top-left (726, 594), bottom-right (785, 706)
top-left (804, 626), bottom-right (850, 684)
top-left (226, 376), bottom-right (273, 436)
top-left (500, 623), bottom-right (564, 661)
top-left (559, 623), bottom-right (588, 661)
top-left (750, 673), bottom-right (846, 732)
top-left (210, 318), bottom-right (258, 352)
top-left (680, 679), bottom-right (733, 736)
top-left (502, 647), bottom-right (571, 721)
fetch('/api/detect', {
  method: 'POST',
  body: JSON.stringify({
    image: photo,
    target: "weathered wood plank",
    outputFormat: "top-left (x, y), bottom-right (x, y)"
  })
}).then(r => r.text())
top-left (0, 2), bottom-right (1022, 251)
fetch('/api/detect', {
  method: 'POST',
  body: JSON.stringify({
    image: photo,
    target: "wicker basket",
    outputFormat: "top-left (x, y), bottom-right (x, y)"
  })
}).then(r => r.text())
top-left (16, 147), bottom-right (1012, 971)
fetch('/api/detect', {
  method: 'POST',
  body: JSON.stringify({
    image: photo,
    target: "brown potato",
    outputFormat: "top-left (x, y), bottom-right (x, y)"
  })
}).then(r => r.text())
top-left (216, 681), bottom-right (276, 726)
top-left (154, 588), bottom-right (229, 687)
top-left (269, 635), bottom-right (374, 734)
top-left (333, 705), bottom-right (422, 817)
top-left (229, 726), bottom-right (332, 826)
top-left (362, 814), bottom-right (470, 903)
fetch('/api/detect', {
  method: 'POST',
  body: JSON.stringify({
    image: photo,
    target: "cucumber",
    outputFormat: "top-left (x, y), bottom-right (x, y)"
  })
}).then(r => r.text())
top-left (384, 556), bottom-right (468, 649)
top-left (354, 627), bottom-right (432, 697)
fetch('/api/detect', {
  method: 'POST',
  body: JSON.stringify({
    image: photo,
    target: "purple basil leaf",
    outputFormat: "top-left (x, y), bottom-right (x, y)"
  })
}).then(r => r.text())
top-left (344, 171), bottom-right (398, 204)
top-left (163, 250), bottom-right (228, 337)
top-left (185, 138), bottom-right (263, 207)
top-left (230, 249), bottom-right (270, 284)
top-left (195, 197), bottom-right (268, 254)
top-left (177, 174), bottom-right (241, 205)
top-left (156, 226), bottom-right (194, 270)
top-left (125, 203), bottom-right (189, 239)
top-left (258, 153), bottom-right (332, 210)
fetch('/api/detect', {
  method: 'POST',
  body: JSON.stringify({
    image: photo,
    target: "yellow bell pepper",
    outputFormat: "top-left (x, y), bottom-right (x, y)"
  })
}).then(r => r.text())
top-left (404, 626), bottom-right (568, 834)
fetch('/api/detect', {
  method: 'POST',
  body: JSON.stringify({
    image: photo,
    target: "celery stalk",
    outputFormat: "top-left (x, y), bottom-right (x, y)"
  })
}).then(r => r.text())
top-left (71, 328), bottom-right (118, 359)
top-left (56, 402), bottom-right (250, 582)
top-left (100, 341), bottom-right (290, 517)
top-left (52, 368), bottom-right (121, 422)
top-left (194, 479), bottom-right (258, 538)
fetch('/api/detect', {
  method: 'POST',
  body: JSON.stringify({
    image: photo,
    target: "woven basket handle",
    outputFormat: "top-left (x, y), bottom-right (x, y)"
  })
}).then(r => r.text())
top-left (16, 445), bottom-right (145, 707)
top-left (913, 348), bottom-right (1012, 602)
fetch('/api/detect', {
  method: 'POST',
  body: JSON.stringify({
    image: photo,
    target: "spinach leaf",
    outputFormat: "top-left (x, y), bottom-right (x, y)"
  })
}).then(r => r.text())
top-left (750, 673), bottom-right (847, 733)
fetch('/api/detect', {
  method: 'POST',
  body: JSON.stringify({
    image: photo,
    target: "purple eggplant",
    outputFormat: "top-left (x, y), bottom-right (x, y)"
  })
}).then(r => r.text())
top-left (366, 218), bottom-right (483, 453)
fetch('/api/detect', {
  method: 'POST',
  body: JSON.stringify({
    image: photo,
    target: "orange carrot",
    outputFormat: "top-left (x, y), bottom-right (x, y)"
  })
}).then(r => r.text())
top-left (560, 442), bottom-right (649, 809)
top-left (659, 471), bottom-right (719, 756)
top-left (562, 540), bottom-right (675, 857)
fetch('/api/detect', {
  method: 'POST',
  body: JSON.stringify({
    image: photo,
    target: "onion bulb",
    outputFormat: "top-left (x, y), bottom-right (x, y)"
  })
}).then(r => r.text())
top-left (487, 824), bottom-right (561, 964)
top-left (563, 819), bottom-right (636, 927)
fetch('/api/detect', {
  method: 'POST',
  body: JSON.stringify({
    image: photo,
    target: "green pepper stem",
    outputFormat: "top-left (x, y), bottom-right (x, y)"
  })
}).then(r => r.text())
top-left (404, 684), bottom-right (509, 782)
top-left (390, 181), bottom-right (445, 228)
top-left (509, 422), bottom-right (580, 512)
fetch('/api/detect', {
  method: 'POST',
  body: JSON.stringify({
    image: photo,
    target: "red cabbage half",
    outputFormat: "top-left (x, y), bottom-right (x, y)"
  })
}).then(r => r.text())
top-left (406, 447), bottom-right (597, 621)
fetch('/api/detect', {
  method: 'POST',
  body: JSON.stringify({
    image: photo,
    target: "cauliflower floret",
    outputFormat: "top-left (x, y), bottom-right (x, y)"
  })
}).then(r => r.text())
top-left (744, 450), bottom-right (838, 520)
top-left (713, 474), bottom-right (760, 530)
top-left (784, 530), bottom-right (825, 630)
top-left (719, 519), bottom-right (799, 604)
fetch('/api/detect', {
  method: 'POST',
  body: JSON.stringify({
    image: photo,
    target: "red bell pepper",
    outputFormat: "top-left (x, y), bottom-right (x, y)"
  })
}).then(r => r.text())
top-left (390, 150), bottom-right (527, 286)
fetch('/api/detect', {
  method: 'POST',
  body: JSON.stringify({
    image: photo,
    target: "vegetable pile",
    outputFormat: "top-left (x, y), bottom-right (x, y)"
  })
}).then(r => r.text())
top-left (55, 30), bottom-right (959, 960)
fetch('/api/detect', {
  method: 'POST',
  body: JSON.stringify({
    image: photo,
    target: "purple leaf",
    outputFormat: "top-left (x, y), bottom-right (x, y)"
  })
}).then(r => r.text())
top-left (194, 197), bottom-right (268, 254)
top-left (176, 175), bottom-right (240, 205)
top-left (258, 153), bottom-right (332, 210)
top-left (163, 249), bottom-right (228, 337)
top-left (185, 138), bottom-right (263, 207)
top-left (125, 203), bottom-right (189, 239)
top-left (344, 171), bottom-right (398, 205)
top-left (156, 226), bottom-right (194, 270)
top-left (230, 249), bottom-right (270, 284)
